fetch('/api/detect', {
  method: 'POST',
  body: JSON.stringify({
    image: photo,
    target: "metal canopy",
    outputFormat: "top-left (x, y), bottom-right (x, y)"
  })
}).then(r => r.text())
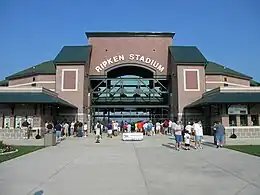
top-left (91, 105), bottom-right (169, 108)
top-left (89, 76), bottom-right (170, 105)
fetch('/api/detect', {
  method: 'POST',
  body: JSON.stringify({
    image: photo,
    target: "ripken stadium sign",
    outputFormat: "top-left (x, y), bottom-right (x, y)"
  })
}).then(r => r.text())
top-left (95, 54), bottom-right (165, 73)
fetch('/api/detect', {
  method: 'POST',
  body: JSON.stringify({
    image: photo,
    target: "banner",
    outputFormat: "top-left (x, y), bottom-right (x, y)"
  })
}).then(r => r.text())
top-left (122, 133), bottom-right (144, 141)
top-left (15, 116), bottom-right (22, 129)
top-left (4, 117), bottom-right (10, 129)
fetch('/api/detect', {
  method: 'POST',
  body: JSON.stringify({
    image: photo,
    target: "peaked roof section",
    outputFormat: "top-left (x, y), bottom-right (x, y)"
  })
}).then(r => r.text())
top-left (0, 79), bottom-right (8, 86)
top-left (169, 46), bottom-right (207, 64)
top-left (6, 60), bottom-right (55, 80)
top-left (85, 32), bottom-right (175, 38)
top-left (206, 61), bottom-right (252, 80)
top-left (54, 45), bottom-right (91, 64)
top-left (250, 80), bottom-right (260, 86)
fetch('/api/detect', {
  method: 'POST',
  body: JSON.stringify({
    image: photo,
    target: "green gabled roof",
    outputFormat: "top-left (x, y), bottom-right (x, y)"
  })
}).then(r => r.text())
top-left (169, 46), bottom-right (207, 64)
top-left (205, 61), bottom-right (252, 80)
top-left (250, 80), bottom-right (260, 86)
top-left (0, 92), bottom-right (76, 108)
top-left (186, 92), bottom-right (260, 108)
top-left (54, 45), bottom-right (91, 64)
top-left (6, 60), bottom-right (55, 80)
top-left (0, 79), bottom-right (8, 86)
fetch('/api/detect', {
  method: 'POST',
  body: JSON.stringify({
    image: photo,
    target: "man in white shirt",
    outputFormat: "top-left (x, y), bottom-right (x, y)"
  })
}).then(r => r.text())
top-left (155, 121), bottom-right (161, 134)
top-left (70, 121), bottom-right (75, 137)
top-left (174, 121), bottom-right (183, 151)
top-left (193, 121), bottom-right (203, 149)
top-left (63, 122), bottom-right (69, 137)
top-left (171, 121), bottom-right (177, 136)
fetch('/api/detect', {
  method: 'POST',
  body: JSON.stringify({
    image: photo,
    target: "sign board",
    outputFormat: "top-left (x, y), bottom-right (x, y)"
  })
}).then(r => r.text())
top-left (122, 132), bottom-right (144, 141)
top-left (95, 54), bottom-right (165, 73)
top-left (228, 105), bottom-right (248, 115)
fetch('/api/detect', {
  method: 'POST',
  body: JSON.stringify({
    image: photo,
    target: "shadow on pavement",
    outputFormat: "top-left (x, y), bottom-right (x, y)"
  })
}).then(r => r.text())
top-left (202, 141), bottom-right (216, 148)
top-left (162, 143), bottom-right (175, 149)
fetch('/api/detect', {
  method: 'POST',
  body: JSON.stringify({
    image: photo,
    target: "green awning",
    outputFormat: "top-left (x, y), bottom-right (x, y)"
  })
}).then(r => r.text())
top-left (0, 92), bottom-right (76, 108)
top-left (186, 92), bottom-right (260, 108)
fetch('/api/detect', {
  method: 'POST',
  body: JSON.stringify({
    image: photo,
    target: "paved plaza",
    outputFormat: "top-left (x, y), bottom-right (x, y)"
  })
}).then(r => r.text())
top-left (0, 135), bottom-right (259, 195)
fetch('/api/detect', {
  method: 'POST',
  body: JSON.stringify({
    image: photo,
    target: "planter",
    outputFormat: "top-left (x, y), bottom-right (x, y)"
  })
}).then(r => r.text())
top-left (44, 133), bottom-right (56, 146)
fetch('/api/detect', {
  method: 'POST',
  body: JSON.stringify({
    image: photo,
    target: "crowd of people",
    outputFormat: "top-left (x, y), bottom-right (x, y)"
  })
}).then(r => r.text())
top-left (44, 118), bottom-right (225, 148)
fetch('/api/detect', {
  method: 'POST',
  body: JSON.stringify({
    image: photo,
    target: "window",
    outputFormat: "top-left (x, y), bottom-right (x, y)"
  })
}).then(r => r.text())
top-left (224, 77), bottom-right (227, 82)
top-left (224, 83), bottom-right (228, 87)
top-left (229, 115), bottom-right (237, 126)
top-left (251, 115), bottom-right (259, 126)
top-left (240, 115), bottom-right (248, 126)
top-left (61, 69), bottom-right (78, 91)
top-left (33, 77), bottom-right (36, 81)
top-left (183, 69), bottom-right (200, 91)
top-left (31, 83), bottom-right (36, 87)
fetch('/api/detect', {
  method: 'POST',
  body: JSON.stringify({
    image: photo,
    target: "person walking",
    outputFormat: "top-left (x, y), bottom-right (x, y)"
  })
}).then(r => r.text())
top-left (83, 122), bottom-right (88, 137)
top-left (55, 122), bottom-right (62, 142)
top-left (63, 121), bottom-right (69, 137)
top-left (174, 121), bottom-right (183, 151)
top-left (70, 121), bottom-right (75, 137)
top-left (95, 121), bottom-right (102, 143)
top-left (184, 130), bottom-right (191, 150)
top-left (214, 121), bottom-right (225, 148)
top-left (193, 121), bottom-right (203, 149)
top-left (107, 121), bottom-right (113, 138)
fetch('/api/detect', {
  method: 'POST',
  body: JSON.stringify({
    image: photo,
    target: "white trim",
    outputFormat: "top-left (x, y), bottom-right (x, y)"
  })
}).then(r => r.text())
top-left (206, 88), bottom-right (213, 92)
top-left (183, 69), bottom-right (200, 91)
top-left (9, 81), bottom-right (55, 88)
top-left (206, 81), bottom-right (249, 88)
top-left (61, 69), bottom-right (78, 92)
top-left (0, 87), bottom-right (58, 97)
top-left (225, 126), bottom-right (260, 129)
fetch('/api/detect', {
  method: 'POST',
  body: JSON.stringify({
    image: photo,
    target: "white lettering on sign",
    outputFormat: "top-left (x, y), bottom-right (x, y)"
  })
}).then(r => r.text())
top-left (95, 54), bottom-right (165, 73)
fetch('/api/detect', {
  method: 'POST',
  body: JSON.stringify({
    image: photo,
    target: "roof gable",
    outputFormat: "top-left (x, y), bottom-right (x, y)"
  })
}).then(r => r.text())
top-left (54, 45), bottom-right (91, 64)
top-left (206, 61), bottom-right (252, 80)
top-left (6, 60), bottom-right (55, 80)
top-left (169, 46), bottom-right (207, 64)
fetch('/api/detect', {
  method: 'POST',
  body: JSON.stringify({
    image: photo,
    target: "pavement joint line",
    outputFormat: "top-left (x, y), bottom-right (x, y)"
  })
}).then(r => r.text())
top-left (26, 147), bottom-right (88, 195)
top-left (199, 153), bottom-right (260, 189)
top-left (132, 143), bottom-right (151, 195)
top-left (233, 183), bottom-right (250, 195)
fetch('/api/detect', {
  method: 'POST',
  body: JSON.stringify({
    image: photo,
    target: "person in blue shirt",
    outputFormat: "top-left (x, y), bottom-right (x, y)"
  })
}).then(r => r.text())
top-left (213, 121), bottom-right (225, 148)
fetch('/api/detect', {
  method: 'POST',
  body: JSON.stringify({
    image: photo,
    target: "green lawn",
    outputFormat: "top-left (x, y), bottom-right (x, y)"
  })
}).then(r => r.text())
top-left (225, 145), bottom-right (260, 157)
top-left (0, 146), bottom-right (44, 163)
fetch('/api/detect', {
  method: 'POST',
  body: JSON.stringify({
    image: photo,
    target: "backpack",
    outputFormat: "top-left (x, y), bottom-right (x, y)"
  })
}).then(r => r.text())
top-left (163, 121), bottom-right (169, 127)
top-left (147, 123), bottom-right (152, 130)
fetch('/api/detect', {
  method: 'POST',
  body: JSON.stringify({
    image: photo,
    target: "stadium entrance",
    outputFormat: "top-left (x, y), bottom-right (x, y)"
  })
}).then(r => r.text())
top-left (89, 64), bottom-right (171, 126)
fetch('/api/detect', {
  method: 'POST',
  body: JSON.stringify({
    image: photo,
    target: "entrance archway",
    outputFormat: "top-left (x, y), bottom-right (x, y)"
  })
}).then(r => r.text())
top-left (89, 64), bottom-right (170, 126)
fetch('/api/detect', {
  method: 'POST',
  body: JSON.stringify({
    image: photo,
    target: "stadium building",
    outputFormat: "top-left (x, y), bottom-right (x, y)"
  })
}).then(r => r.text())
top-left (1, 32), bottom-right (260, 138)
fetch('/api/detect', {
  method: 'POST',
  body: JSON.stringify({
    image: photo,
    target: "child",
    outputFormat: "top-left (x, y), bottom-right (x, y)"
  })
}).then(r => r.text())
top-left (184, 131), bottom-right (191, 150)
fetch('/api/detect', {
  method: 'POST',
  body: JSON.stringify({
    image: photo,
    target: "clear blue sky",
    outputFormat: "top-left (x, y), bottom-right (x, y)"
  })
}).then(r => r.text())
top-left (0, 0), bottom-right (259, 80)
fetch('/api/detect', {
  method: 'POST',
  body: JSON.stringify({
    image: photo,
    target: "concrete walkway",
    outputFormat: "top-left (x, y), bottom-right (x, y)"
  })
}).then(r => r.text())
top-left (0, 135), bottom-right (259, 195)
